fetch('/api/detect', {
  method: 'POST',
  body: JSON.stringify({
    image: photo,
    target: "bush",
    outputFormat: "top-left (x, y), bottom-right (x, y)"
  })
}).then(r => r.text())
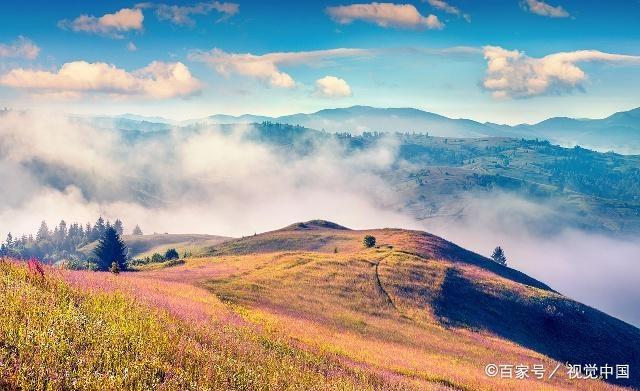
top-left (151, 253), bottom-right (165, 263)
top-left (165, 248), bottom-right (179, 260)
top-left (109, 261), bottom-right (120, 274)
top-left (363, 235), bottom-right (376, 248)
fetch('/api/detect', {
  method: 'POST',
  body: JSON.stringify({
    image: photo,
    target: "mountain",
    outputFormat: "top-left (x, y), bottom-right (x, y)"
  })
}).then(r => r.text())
top-left (200, 221), bottom-right (640, 389)
top-left (276, 106), bottom-right (511, 138)
top-left (509, 107), bottom-right (640, 153)
top-left (172, 105), bottom-right (640, 153)
top-left (182, 113), bottom-right (273, 126)
top-left (95, 105), bottom-right (640, 153)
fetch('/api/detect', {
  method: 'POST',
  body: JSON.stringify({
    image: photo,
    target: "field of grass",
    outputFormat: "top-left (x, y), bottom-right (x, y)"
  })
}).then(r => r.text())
top-left (2, 221), bottom-right (637, 390)
top-left (0, 258), bottom-right (415, 390)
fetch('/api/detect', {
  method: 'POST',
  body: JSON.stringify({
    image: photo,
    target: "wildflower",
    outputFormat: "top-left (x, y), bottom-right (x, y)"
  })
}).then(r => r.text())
top-left (27, 258), bottom-right (45, 279)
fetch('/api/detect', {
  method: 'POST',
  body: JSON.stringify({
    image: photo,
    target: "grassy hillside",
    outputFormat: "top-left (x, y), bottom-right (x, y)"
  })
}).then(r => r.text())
top-left (0, 259), bottom-right (411, 390)
top-left (2, 221), bottom-right (637, 390)
top-left (203, 221), bottom-right (639, 389)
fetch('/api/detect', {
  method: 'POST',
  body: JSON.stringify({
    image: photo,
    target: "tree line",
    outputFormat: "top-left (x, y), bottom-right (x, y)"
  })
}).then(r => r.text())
top-left (0, 217), bottom-right (143, 264)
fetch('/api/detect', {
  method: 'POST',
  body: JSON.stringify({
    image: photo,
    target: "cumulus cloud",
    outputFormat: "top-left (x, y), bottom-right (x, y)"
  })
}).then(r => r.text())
top-left (521, 0), bottom-right (569, 18)
top-left (482, 46), bottom-right (640, 98)
top-left (0, 36), bottom-right (40, 60)
top-left (314, 76), bottom-right (353, 98)
top-left (189, 48), bottom-right (368, 88)
top-left (136, 1), bottom-right (239, 26)
top-left (425, 0), bottom-right (470, 22)
top-left (326, 2), bottom-right (443, 30)
top-left (58, 8), bottom-right (144, 38)
top-left (127, 42), bottom-right (138, 52)
top-left (0, 61), bottom-right (202, 99)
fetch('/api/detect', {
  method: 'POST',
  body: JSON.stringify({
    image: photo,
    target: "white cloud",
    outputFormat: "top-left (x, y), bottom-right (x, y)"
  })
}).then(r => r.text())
top-left (127, 42), bottom-right (138, 52)
top-left (136, 1), bottom-right (239, 26)
top-left (0, 61), bottom-right (202, 99)
top-left (0, 36), bottom-right (40, 60)
top-left (425, 0), bottom-right (470, 22)
top-left (482, 46), bottom-right (640, 99)
top-left (58, 8), bottom-right (144, 38)
top-left (314, 76), bottom-right (353, 98)
top-left (521, 0), bottom-right (569, 18)
top-left (326, 2), bottom-right (443, 30)
top-left (189, 48), bottom-right (368, 89)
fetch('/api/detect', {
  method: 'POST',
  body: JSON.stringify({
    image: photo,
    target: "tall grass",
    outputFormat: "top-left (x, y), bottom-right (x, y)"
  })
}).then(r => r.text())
top-left (0, 259), bottom-right (408, 390)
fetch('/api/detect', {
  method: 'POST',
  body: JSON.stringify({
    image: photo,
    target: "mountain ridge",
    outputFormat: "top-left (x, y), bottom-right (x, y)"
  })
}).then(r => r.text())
top-left (105, 105), bottom-right (640, 153)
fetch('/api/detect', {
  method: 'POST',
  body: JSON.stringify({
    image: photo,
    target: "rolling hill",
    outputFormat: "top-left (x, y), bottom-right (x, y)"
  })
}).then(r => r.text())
top-left (201, 220), bottom-right (640, 390)
top-left (11, 220), bottom-right (631, 390)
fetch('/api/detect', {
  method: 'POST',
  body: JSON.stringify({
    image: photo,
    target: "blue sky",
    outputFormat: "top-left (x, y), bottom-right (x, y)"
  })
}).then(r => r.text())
top-left (0, 0), bottom-right (639, 124)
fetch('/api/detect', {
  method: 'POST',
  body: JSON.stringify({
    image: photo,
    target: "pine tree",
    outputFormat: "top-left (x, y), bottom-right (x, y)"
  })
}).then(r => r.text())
top-left (113, 219), bottom-right (124, 236)
top-left (36, 221), bottom-right (50, 242)
top-left (94, 217), bottom-right (106, 238)
top-left (93, 226), bottom-right (127, 271)
top-left (491, 246), bottom-right (507, 266)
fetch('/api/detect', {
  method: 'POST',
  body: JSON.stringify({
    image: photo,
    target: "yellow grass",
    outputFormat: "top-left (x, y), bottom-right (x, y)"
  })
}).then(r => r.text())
top-left (0, 259), bottom-right (415, 390)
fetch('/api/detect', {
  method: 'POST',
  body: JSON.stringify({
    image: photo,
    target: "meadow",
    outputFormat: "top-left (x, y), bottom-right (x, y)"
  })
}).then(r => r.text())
top-left (1, 221), bottom-right (637, 390)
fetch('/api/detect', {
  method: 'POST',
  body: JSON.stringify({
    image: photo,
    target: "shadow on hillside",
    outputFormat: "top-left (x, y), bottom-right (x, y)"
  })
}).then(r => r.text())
top-left (433, 268), bottom-right (640, 388)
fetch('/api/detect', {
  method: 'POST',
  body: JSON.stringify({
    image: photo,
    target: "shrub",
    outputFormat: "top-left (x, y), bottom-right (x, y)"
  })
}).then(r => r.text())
top-left (165, 248), bottom-right (179, 260)
top-left (109, 261), bottom-right (120, 274)
top-left (151, 253), bottom-right (165, 263)
top-left (363, 235), bottom-right (376, 248)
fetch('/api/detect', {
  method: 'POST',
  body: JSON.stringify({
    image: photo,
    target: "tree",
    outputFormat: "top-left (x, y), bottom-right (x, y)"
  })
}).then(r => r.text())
top-left (132, 224), bottom-right (143, 235)
top-left (363, 235), bottom-right (376, 248)
top-left (93, 217), bottom-right (106, 239)
top-left (491, 246), bottom-right (507, 265)
top-left (36, 221), bottom-right (50, 242)
top-left (113, 219), bottom-right (124, 236)
top-left (93, 226), bottom-right (127, 271)
top-left (165, 248), bottom-right (179, 260)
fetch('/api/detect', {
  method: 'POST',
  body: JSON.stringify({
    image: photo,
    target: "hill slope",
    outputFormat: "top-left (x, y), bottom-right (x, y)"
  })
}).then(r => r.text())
top-left (203, 221), bottom-right (639, 388)
top-left (7, 221), bottom-right (636, 389)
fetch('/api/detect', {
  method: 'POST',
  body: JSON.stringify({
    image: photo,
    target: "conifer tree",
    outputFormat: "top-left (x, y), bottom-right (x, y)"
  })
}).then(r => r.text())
top-left (491, 246), bottom-right (507, 266)
top-left (93, 226), bottom-right (127, 271)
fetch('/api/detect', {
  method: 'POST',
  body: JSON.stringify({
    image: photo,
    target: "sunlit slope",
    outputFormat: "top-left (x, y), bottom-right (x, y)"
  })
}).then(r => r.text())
top-left (200, 220), bottom-right (639, 389)
top-left (0, 260), bottom-right (413, 390)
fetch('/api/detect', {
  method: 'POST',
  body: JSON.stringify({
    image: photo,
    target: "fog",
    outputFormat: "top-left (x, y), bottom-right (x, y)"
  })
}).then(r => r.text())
top-left (421, 192), bottom-right (640, 327)
top-left (0, 110), bottom-right (417, 237)
top-left (1, 110), bottom-right (638, 327)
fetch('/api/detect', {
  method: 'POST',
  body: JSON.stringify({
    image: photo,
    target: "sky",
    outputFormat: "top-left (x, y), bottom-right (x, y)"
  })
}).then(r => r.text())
top-left (0, 0), bottom-right (639, 124)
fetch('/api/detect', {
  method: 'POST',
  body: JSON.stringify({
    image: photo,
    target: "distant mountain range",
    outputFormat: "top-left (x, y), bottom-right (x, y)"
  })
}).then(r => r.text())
top-left (111, 105), bottom-right (640, 154)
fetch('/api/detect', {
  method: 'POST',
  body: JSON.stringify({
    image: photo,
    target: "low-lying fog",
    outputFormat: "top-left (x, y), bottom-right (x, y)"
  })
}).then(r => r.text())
top-left (1, 111), bottom-right (638, 327)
